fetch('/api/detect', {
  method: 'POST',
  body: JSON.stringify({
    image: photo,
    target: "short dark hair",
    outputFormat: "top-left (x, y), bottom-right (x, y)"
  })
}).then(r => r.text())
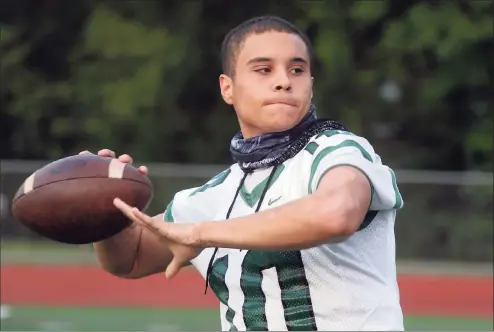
top-left (221, 15), bottom-right (313, 77)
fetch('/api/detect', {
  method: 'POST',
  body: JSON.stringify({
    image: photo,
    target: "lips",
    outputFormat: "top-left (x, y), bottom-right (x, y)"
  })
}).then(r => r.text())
top-left (265, 99), bottom-right (297, 106)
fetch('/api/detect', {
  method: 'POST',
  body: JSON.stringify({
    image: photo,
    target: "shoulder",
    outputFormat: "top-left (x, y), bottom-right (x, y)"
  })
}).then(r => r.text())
top-left (304, 129), bottom-right (377, 162)
top-left (175, 164), bottom-right (237, 202)
top-left (299, 129), bottom-right (381, 195)
top-left (164, 164), bottom-right (239, 223)
top-left (301, 129), bottom-right (404, 210)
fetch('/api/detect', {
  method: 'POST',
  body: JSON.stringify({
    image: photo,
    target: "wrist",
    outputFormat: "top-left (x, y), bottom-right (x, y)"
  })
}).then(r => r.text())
top-left (194, 221), bottom-right (211, 248)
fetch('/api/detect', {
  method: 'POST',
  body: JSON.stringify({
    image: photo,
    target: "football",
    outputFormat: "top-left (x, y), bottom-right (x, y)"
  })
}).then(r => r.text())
top-left (11, 154), bottom-right (153, 244)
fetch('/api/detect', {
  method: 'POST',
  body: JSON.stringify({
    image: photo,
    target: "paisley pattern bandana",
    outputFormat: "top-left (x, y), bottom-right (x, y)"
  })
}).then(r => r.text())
top-left (230, 104), bottom-right (348, 171)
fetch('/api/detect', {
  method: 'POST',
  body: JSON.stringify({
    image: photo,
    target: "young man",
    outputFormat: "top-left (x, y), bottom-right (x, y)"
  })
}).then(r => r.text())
top-left (87, 16), bottom-right (404, 331)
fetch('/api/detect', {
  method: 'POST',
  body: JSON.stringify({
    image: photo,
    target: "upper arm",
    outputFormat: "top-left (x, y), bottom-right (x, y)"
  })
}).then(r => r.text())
top-left (315, 166), bottom-right (372, 235)
top-left (307, 131), bottom-right (404, 231)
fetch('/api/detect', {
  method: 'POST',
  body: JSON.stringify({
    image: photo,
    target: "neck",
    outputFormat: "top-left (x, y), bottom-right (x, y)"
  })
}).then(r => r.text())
top-left (238, 123), bottom-right (259, 139)
top-left (230, 105), bottom-right (322, 170)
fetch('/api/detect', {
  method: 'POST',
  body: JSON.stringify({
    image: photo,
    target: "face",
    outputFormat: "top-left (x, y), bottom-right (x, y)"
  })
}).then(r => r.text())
top-left (219, 31), bottom-right (313, 138)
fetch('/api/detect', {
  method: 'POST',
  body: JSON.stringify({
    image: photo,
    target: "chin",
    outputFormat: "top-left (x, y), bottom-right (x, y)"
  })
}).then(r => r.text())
top-left (244, 105), bottom-right (307, 136)
top-left (262, 118), bottom-right (301, 134)
top-left (266, 109), bottom-right (305, 133)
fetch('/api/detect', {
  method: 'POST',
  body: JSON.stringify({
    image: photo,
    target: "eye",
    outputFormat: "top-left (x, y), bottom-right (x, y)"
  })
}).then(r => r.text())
top-left (290, 67), bottom-right (304, 75)
top-left (255, 67), bottom-right (271, 74)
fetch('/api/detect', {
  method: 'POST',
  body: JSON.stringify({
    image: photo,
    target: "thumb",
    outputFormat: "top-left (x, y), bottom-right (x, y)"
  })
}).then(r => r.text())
top-left (165, 257), bottom-right (183, 279)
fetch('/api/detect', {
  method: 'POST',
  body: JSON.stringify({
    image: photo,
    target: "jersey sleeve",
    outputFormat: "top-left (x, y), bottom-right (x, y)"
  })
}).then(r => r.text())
top-left (162, 168), bottom-right (233, 223)
top-left (307, 131), bottom-right (403, 211)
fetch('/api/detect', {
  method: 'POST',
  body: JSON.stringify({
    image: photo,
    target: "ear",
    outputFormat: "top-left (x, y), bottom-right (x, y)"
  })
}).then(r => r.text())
top-left (219, 74), bottom-right (234, 105)
top-left (311, 76), bottom-right (314, 99)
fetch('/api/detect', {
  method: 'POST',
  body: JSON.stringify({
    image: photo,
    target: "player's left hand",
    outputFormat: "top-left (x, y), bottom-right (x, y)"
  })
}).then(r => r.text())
top-left (113, 198), bottom-right (203, 279)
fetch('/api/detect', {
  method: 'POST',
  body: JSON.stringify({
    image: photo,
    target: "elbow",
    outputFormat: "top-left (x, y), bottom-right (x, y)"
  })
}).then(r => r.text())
top-left (119, 273), bottom-right (145, 280)
top-left (104, 268), bottom-right (145, 280)
top-left (115, 262), bottom-right (149, 280)
top-left (313, 195), bottom-right (363, 243)
top-left (98, 260), bottom-right (142, 280)
top-left (323, 217), bottom-right (358, 243)
top-left (332, 213), bottom-right (360, 239)
top-left (100, 265), bottom-right (132, 279)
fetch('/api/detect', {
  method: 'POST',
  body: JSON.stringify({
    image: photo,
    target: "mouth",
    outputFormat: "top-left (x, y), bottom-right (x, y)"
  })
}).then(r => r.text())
top-left (264, 99), bottom-right (297, 107)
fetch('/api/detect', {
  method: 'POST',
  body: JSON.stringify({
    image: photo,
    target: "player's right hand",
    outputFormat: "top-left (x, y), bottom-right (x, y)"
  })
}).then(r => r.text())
top-left (78, 149), bottom-right (149, 176)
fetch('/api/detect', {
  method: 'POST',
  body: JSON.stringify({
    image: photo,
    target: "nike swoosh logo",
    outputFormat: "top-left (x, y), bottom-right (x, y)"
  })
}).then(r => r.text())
top-left (268, 196), bottom-right (282, 206)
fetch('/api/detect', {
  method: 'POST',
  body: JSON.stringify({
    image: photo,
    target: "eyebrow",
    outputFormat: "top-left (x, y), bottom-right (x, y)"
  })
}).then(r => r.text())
top-left (246, 57), bottom-right (308, 65)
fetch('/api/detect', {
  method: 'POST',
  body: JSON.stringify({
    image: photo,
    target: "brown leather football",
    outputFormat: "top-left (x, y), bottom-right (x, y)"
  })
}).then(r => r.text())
top-left (11, 154), bottom-right (153, 244)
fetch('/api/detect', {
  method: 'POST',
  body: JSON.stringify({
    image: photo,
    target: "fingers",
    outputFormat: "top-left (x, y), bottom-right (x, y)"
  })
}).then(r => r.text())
top-left (117, 154), bottom-right (133, 164)
top-left (117, 156), bottom-right (149, 175)
top-left (79, 150), bottom-right (148, 174)
top-left (79, 149), bottom-right (116, 158)
top-left (138, 165), bottom-right (149, 175)
top-left (113, 198), bottom-right (143, 225)
top-left (114, 198), bottom-right (162, 236)
top-left (98, 149), bottom-right (116, 158)
top-left (165, 258), bottom-right (183, 279)
top-left (132, 208), bottom-right (166, 235)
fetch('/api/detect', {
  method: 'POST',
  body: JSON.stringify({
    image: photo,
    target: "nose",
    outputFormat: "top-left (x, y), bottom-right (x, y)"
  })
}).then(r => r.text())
top-left (273, 71), bottom-right (291, 92)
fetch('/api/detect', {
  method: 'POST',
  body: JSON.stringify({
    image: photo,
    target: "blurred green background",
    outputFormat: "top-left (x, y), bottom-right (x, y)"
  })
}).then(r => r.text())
top-left (0, 0), bottom-right (492, 331)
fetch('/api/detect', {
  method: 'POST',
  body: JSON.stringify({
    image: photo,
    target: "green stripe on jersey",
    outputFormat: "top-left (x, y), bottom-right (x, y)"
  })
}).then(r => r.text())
top-left (305, 131), bottom-right (355, 155)
top-left (189, 168), bottom-right (231, 197)
top-left (163, 200), bottom-right (174, 222)
top-left (210, 251), bottom-right (317, 331)
top-left (304, 142), bottom-right (319, 155)
top-left (275, 251), bottom-right (317, 331)
top-left (240, 251), bottom-right (269, 330)
top-left (240, 164), bottom-right (285, 208)
top-left (309, 140), bottom-right (373, 193)
top-left (389, 168), bottom-right (403, 209)
top-left (315, 129), bottom-right (355, 139)
top-left (208, 256), bottom-right (236, 330)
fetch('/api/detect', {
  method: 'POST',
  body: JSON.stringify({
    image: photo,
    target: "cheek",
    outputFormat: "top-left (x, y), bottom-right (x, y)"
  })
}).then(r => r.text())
top-left (231, 95), bottom-right (253, 124)
top-left (233, 84), bottom-right (262, 111)
top-left (297, 80), bottom-right (313, 98)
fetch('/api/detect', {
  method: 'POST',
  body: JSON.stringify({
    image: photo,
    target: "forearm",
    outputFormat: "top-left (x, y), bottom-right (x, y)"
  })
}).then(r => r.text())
top-left (93, 222), bottom-right (142, 276)
top-left (198, 192), bottom-right (351, 251)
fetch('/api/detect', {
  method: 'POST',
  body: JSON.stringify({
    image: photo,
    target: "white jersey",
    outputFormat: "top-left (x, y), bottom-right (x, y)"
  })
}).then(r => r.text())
top-left (163, 130), bottom-right (404, 331)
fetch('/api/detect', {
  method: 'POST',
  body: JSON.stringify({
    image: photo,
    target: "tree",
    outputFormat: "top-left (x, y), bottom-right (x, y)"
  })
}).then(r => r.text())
top-left (1, 0), bottom-right (492, 170)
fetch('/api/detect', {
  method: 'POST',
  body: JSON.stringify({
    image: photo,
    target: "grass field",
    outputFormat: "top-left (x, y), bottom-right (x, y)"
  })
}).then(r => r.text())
top-left (1, 263), bottom-right (492, 331)
top-left (1, 243), bottom-right (492, 331)
top-left (1, 306), bottom-right (493, 331)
